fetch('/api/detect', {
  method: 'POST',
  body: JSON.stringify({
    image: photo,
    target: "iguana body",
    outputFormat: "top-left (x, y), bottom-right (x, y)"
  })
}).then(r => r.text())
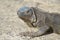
top-left (17, 3), bottom-right (60, 37)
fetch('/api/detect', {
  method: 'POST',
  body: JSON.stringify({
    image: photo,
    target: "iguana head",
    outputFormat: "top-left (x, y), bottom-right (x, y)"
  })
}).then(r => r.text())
top-left (17, 6), bottom-right (37, 23)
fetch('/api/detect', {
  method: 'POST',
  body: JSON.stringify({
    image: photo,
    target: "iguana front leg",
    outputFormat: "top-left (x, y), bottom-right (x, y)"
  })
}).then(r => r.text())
top-left (19, 25), bottom-right (50, 37)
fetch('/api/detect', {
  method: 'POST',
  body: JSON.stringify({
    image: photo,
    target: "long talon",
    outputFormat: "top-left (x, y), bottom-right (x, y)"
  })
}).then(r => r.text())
top-left (19, 32), bottom-right (34, 37)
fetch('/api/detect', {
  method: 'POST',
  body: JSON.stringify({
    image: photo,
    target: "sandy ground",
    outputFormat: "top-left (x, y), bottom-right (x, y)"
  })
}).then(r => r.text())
top-left (0, 0), bottom-right (60, 40)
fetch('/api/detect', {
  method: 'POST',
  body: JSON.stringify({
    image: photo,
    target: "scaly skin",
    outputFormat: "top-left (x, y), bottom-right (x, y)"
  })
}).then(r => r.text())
top-left (17, 6), bottom-right (60, 37)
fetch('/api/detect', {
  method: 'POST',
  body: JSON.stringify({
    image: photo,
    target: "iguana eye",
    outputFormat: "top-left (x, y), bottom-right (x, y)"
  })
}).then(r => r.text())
top-left (26, 9), bottom-right (33, 14)
top-left (27, 10), bottom-right (30, 13)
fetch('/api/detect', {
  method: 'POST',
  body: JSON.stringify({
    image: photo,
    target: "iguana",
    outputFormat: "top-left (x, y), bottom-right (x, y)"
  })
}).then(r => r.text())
top-left (17, 5), bottom-right (60, 37)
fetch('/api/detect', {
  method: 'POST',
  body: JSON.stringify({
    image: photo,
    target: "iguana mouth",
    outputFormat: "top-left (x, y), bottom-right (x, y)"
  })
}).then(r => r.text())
top-left (32, 7), bottom-right (37, 23)
top-left (31, 7), bottom-right (37, 27)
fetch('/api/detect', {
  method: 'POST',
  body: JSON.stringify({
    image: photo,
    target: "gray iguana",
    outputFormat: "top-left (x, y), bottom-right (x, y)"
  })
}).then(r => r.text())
top-left (17, 4), bottom-right (60, 37)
